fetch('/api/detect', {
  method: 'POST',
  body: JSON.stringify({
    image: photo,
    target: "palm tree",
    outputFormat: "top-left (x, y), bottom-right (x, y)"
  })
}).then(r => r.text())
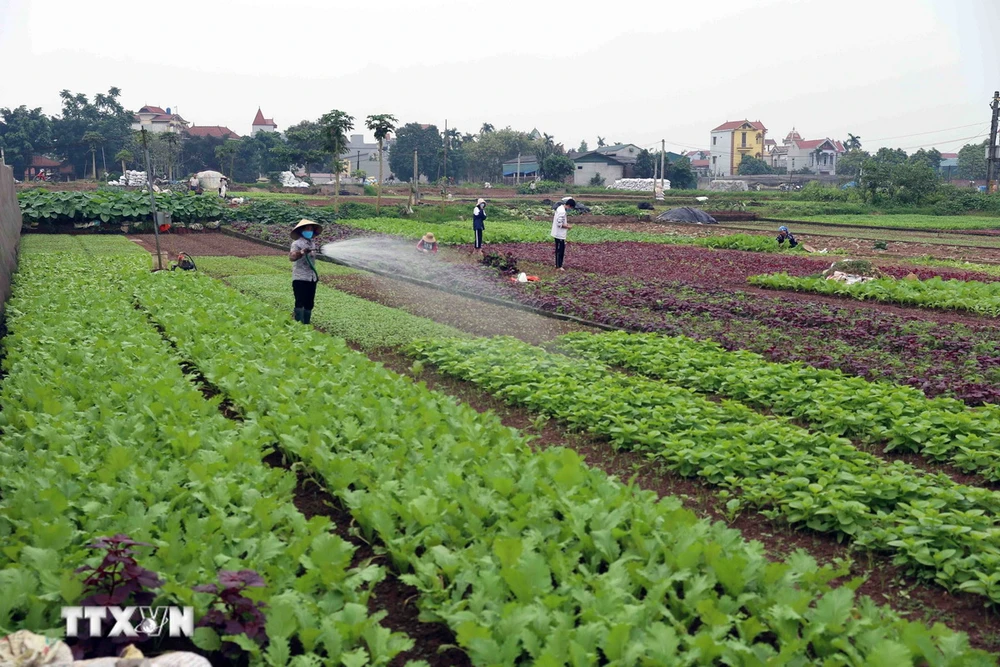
top-left (597, 136), bottom-right (606, 148)
top-left (319, 109), bottom-right (355, 213)
top-left (480, 122), bottom-right (494, 134)
top-left (115, 149), bottom-right (133, 176)
top-left (162, 131), bottom-right (180, 181)
top-left (82, 131), bottom-right (104, 180)
top-left (365, 113), bottom-right (397, 214)
top-left (845, 134), bottom-right (862, 151)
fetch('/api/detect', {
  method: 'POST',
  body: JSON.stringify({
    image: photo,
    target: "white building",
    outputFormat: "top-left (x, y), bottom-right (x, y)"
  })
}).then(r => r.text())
top-left (770, 129), bottom-right (845, 175)
top-left (130, 105), bottom-right (188, 134)
top-left (251, 108), bottom-right (278, 136)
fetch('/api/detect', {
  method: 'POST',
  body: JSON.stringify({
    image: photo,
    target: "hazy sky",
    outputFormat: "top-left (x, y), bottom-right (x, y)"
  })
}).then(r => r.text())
top-left (2, 0), bottom-right (999, 154)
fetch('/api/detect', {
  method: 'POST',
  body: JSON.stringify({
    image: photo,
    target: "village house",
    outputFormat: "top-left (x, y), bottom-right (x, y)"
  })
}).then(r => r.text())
top-left (572, 145), bottom-right (639, 186)
top-left (709, 120), bottom-right (768, 177)
top-left (130, 105), bottom-right (189, 134)
top-left (185, 125), bottom-right (241, 140)
top-left (939, 152), bottom-right (959, 180)
top-left (769, 129), bottom-right (845, 175)
top-left (22, 155), bottom-right (75, 182)
top-left (251, 108), bottom-right (278, 136)
top-left (685, 150), bottom-right (711, 177)
top-left (502, 155), bottom-right (540, 181)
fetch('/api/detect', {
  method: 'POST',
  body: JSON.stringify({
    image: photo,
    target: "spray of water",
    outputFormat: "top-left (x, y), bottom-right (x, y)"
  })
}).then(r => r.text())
top-left (321, 237), bottom-right (488, 290)
top-left (321, 237), bottom-right (574, 341)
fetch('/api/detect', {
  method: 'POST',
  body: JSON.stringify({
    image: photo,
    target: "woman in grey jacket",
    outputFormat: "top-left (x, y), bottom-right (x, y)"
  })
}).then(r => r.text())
top-left (289, 218), bottom-right (321, 324)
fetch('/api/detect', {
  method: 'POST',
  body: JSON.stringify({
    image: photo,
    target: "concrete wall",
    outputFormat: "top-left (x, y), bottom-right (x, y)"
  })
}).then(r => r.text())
top-left (573, 161), bottom-right (623, 186)
top-left (0, 164), bottom-right (23, 320)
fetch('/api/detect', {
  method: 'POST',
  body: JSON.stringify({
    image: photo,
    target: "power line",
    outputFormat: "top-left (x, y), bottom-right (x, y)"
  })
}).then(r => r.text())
top-left (897, 131), bottom-right (988, 151)
top-left (864, 122), bottom-right (985, 142)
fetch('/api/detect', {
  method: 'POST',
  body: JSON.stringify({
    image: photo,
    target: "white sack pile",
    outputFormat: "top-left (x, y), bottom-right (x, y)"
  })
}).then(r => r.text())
top-left (607, 178), bottom-right (671, 192)
top-left (280, 171), bottom-right (310, 188)
top-left (108, 170), bottom-right (148, 186)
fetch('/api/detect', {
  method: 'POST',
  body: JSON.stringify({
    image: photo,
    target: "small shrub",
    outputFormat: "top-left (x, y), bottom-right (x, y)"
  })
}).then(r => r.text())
top-left (481, 250), bottom-right (519, 275)
top-left (71, 535), bottom-right (164, 659)
top-left (193, 570), bottom-right (269, 658)
top-left (588, 173), bottom-right (606, 187)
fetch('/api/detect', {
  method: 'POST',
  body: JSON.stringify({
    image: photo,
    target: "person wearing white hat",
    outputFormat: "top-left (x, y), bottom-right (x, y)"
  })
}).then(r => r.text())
top-left (472, 198), bottom-right (487, 255)
top-left (289, 219), bottom-right (322, 324)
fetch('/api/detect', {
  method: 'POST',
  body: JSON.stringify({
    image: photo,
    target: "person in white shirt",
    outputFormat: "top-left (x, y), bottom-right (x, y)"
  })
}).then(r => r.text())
top-left (550, 197), bottom-right (576, 270)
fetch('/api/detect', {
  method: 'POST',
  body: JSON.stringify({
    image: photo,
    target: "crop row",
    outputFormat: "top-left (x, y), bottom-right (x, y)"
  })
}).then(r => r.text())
top-left (17, 188), bottom-right (225, 224)
top-left (558, 331), bottom-right (1000, 479)
top-left (750, 272), bottom-right (1000, 317)
top-left (229, 214), bottom-right (808, 252)
top-left (408, 336), bottom-right (1000, 603)
top-left (498, 271), bottom-right (1000, 406)
top-left (128, 268), bottom-right (994, 665)
top-left (0, 239), bottom-right (410, 664)
top-left (480, 241), bottom-right (997, 288)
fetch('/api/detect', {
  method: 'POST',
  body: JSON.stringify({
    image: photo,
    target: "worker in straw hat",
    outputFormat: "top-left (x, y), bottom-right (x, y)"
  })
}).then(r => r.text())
top-left (472, 198), bottom-right (487, 256)
top-left (416, 232), bottom-right (438, 253)
top-left (289, 219), bottom-right (322, 324)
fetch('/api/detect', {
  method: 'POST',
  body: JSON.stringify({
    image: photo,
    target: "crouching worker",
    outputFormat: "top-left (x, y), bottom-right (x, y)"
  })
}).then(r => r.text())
top-left (416, 232), bottom-right (438, 253)
top-left (289, 218), bottom-right (321, 324)
top-left (776, 225), bottom-right (798, 248)
top-left (171, 252), bottom-right (196, 271)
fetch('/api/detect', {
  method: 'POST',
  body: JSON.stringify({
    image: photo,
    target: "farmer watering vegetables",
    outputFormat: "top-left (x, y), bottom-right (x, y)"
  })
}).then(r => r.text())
top-left (551, 197), bottom-right (576, 270)
top-left (289, 219), bottom-right (321, 324)
top-left (776, 225), bottom-right (798, 248)
top-left (416, 232), bottom-right (438, 253)
top-left (472, 198), bottom-right (487, 255)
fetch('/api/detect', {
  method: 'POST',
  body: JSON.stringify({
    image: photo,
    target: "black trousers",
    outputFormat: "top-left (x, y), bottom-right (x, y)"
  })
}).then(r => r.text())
top-left (292, 280), bottom-right (317, 309)
top-left (474, 228), bottom-right (483, 249)
top-left (554, 238), bottom-right (566, 268)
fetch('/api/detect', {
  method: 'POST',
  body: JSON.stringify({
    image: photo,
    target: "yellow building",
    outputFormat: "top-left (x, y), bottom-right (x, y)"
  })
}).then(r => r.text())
top-left (709, 120), bottom-right (768, 177)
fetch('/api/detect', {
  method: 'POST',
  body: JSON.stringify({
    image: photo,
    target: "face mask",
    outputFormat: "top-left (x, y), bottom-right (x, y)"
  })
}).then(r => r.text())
top-left (301, 230), bottom-right (314, 239)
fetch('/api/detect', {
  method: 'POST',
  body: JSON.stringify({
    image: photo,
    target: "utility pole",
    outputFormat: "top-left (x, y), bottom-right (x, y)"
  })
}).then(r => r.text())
top-left (987, 91), bottom-right (999, 192)
top-left (141, 129), bottom-right (163, 271)
top-left (516, 153), bottom-right (521, 185)
top-left (357, 150), bottom-right (361, 172)
top-left (413, 150), bottom-right (419, 203)
top-left (660, 139), bottom-right (666, 194)
top-left (443, 119), bottom-right (448, 188)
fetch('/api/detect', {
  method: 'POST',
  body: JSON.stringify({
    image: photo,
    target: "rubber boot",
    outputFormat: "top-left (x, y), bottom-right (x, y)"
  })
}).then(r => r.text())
top-left (293, 307), bottom-right (304, 322)
top-left (303, 309), bottom-right (313, 325)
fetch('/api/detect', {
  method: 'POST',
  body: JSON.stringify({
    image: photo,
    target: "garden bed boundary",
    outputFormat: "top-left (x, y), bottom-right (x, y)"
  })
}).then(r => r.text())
top-left (0, 164), bottom-right (22, 321)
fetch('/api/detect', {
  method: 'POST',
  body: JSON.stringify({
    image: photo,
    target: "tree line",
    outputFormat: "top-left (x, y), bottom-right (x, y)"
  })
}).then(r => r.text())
top-left (3, 86), bottom-right (674, 190)
top-left (1, 87), bottom-right (712, 195)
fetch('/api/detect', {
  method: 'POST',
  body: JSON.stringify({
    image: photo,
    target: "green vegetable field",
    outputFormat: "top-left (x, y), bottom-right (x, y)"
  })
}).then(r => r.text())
top-left (4, 235), bottom-right (1000, 664)
top-left (749, 272), bottom-right (1000, 316)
